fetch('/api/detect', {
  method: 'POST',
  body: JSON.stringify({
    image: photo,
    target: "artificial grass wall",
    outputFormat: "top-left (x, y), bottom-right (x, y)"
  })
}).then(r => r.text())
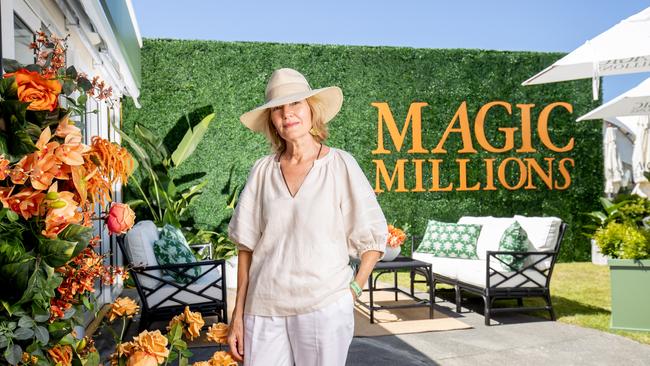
top-left (123, 39), bottom-right (603, 261)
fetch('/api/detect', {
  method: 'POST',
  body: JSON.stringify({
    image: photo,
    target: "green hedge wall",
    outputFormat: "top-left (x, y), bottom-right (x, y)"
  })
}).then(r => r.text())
top-left (123, 39), bottom-right (603, 262)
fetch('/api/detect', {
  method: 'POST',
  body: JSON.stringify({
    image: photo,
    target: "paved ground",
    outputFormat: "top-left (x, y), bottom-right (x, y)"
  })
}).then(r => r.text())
top-left (103, 288), bottom-right (650, 365)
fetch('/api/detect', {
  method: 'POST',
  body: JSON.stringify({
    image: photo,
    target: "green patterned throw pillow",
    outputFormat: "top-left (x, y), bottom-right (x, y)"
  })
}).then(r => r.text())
top-left (416, 220), bottom-right (481, 259)
top-left (153, 224), bottom-right (201, 283)
top-left (496, 221), bottom-right (529, 271)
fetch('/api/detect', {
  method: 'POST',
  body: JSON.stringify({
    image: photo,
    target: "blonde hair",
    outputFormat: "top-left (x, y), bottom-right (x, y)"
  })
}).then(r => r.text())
top-left (264, 95), bottom-right (330, 154)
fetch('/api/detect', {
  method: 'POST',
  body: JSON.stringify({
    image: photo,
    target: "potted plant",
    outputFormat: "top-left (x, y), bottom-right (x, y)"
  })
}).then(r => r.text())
top-left (382, 223), bottom-right (409, 261)
top-left (591, 195), bottom-right (650, 331)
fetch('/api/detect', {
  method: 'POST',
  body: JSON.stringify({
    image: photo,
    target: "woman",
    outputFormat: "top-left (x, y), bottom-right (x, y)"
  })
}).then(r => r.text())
top-left (227, 68), bottom-right (388, 366)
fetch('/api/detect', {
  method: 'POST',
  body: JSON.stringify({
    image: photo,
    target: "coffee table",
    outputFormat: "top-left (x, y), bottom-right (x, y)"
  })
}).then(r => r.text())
top-left (355, 256), bottom-right (434, 323)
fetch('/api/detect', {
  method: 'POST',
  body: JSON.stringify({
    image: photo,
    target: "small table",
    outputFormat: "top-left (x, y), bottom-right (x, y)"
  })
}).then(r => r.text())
top-left (356, 256), bottom-right (434, 323)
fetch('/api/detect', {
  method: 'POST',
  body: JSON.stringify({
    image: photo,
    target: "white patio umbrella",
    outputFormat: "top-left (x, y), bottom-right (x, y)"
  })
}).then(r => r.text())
top-left (604, 127), bottom-right (624, 194)
top-left (522, 6), bottom-right (650, 99)
top-left (577, 76), bottom-right (650, 121)
top-left (631, 115), bottom-right (650, 197)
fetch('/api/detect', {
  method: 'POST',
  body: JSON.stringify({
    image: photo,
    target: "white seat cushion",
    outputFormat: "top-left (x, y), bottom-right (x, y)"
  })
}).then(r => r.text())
top-left (412, 252), bottom-right (463, 279)
top-left (458, 216), bottom-right (516, 259)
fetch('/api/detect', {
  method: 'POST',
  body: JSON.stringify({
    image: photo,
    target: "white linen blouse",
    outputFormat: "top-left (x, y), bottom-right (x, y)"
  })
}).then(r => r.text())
top-left (228, 147), bottom-right (388, 316)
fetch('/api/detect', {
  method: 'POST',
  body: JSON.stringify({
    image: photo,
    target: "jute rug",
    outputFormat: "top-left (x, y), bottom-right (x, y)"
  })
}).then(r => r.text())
top-left (220, 289), bottom-right (470, 340)
top-left (353, 291), bottom-right (471, 337)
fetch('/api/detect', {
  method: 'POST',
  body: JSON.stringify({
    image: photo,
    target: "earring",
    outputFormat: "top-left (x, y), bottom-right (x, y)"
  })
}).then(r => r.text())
top-left (309, 127), bottom-right (320, 136)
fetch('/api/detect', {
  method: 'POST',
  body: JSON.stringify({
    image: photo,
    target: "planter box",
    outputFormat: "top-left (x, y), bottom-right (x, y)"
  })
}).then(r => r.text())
top-left (608, 259), bottom-right (650, 331)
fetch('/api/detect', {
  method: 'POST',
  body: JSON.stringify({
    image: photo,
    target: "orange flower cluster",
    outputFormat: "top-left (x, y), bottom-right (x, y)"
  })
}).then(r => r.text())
top-left (47, 345), bottom-right (72, 366)
top-left (29, 31), bottom-right (67, 79)
top-left (0, 116), bottom-right (134, 238)
top-left (108, 297), bottom-right (140, 322)
top-left (85, 137), bottom-right (135, 206)
top-left (51, 247), bottom-right (128, 320)
top-left (206, 322), bottom-right (229, 344)
top-left (192, 351), bottom-right (238, 366)
top-left (167, 306), bottom-right (205, 341)
top-left (387, 224), bottom-right (407, 248)
top-left (110, 330), bottom-right (170, 366)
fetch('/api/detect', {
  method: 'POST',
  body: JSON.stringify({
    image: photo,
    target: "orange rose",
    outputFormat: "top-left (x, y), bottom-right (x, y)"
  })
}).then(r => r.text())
top-left (109, 297), bottom-right (140, 322)
top-left (47, 345), bottom-right (72, 366)
top-left (206, 322), bottom-right (229, 344)
top-left (192, 362), bottom-right (211, 366)
top-left (182, 306), bottom-right (205, 341)
top-left (106, 202), bottom-right (135, 235)
top-left (6, 69), bottom-right (62, 111)
top-left (126, 351), bottom-right (158, 366)
top-left (132, 330), bottom-right (169, 364)
top-left (210, 351), bottom-right (238, 366)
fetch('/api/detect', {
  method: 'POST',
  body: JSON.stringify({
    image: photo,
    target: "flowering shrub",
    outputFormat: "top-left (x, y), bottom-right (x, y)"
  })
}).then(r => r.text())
top-left (0, 31), bottom-right (134, 365)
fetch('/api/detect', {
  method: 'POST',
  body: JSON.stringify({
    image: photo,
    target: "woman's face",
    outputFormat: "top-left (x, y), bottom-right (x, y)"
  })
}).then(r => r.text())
top-left (269, 99), bottom-right (313, 142)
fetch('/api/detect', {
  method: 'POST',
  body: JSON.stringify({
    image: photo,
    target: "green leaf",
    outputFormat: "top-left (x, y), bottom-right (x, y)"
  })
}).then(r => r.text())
top-left (81, 295), bottom-right (94, 312)
top-left (81, 351), bottom-right (99, 366)
top-left (37, 238), bottom-right (77, 267)
top-left (77, 77), bottom-right (92, 92)
top-left (179, 356), bottom-right (189, 366)
top-left (180, 349), bottom-right (193, 358)
top-left (77, 93), bottom-right (88, 106)
top-left (168, 322), bottom-right (183, 343)
top-left (171, 113), bottom-right (215, 167)
top-left (135, 124), bottom-right (168, 162)
top-left (125, 199), bottom-right (146, 209)
top-left (62, 80), bottom-right (76, 96)
top-left (59, 224), bottom-right (93, 258)
top-left (58, 332), bottom-right (77, 346)
top-left (162, 209), bottom-right (181, 228)
top-left (13, 327), bottom-right (34, 340)
top-left (4, 344), bottom-right (21, 365)
top-left (24, 64), bottom-right (42, 73)
top-left (33, 326), bottom-right (48, 344)
top-left (5, 210), bottom-right (19, 222)
top-left (17, 316), bottom-right (33, 328)
top-left (66, 66), bottom-right (78, 79)
top-left (2, 59), bottom-right (24, 73)
top-left (111, 120), bottom-right (153, 172)
top-left (32, 307), bottom-right (50, 323)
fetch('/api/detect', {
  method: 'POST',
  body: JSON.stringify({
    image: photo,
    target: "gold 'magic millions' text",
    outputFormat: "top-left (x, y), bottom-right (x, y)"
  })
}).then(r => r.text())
top-left (371, 101), bottom-right (575, 193)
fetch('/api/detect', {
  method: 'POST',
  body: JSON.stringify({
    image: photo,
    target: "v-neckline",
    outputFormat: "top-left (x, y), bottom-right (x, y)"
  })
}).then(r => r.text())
top-left (277, 144), bottom-right (325, 199)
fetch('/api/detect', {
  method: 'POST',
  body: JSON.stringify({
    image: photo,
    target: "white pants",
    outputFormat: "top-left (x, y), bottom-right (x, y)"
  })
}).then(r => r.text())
top-left (243, 292), bottom-right (355, 366)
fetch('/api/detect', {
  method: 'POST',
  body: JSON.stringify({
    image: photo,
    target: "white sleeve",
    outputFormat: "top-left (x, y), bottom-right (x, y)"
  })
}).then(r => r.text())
top-left (228, 158), bottom-right (264, 251)
top-left (339, 152), bottom-right (388, 258)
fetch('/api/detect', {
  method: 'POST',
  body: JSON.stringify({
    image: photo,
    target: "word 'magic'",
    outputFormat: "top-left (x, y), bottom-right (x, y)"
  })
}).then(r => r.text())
top-left (371, 101), bottom-right (576, 193)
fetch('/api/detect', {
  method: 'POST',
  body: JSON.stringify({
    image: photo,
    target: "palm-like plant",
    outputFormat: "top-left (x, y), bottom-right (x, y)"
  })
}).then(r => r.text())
top-left (114, 113), bottom-right (214, 228)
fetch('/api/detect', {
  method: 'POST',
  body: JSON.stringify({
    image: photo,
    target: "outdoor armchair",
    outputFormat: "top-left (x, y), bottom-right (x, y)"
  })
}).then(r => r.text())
top-left (116, 220), bottom-right (227, 330)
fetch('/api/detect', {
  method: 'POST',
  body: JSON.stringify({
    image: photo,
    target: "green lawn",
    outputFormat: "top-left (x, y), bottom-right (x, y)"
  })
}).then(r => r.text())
top-left (395, 262), bottom-right (650, 345)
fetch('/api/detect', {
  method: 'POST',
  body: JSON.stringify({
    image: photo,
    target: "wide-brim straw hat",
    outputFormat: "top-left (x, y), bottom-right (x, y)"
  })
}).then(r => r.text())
top-left (239, 68), bottom-right (343, 132)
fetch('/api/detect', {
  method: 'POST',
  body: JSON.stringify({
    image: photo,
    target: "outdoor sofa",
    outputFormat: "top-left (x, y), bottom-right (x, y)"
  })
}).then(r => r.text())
top-left (116, 220), bottom-right (227, 330)
top-left (411, 215), bottom-right (567, 325)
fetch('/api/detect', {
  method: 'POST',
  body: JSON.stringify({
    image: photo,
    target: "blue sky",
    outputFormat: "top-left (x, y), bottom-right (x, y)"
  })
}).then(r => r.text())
top-left (132, 0), bottom-right (649, 101)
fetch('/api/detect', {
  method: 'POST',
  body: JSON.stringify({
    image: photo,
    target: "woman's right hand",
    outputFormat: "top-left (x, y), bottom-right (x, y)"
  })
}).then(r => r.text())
top-left (228, 315), bottom-right (245, 362)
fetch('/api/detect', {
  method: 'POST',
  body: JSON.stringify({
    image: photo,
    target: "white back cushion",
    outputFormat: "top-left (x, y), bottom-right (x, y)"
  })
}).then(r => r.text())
top-left (458, 216), bottom-right (515, 260)
top-left (125, 220), bottom-right (162, 288)
top-left (514, 215), bottom-right (562, 270)
top-left (514, 215), bottom-right (562, 251)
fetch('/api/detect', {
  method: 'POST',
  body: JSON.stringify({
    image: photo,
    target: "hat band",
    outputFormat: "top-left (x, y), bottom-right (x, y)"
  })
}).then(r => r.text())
top-left (266, 82), bottom-right (312, 102)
